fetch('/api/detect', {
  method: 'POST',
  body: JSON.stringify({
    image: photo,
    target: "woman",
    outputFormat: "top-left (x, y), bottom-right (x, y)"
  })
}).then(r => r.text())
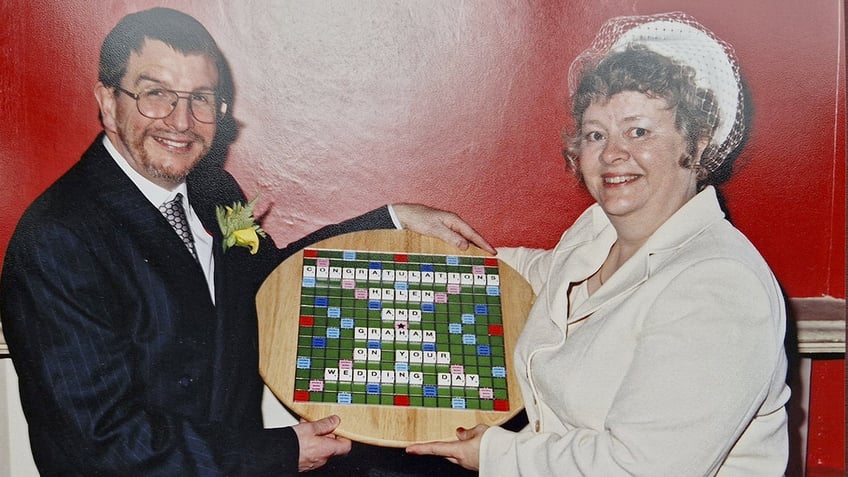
top-left (407, 13), bottom-right (789, 476)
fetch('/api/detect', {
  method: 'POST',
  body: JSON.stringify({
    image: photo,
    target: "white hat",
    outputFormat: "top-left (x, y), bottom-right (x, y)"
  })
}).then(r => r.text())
top-left (569, 12), bottom-right (744, 172)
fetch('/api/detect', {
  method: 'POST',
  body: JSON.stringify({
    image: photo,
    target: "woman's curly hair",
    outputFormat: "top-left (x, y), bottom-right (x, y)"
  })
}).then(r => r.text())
top-left (565, 45), bottom-right (719, 186)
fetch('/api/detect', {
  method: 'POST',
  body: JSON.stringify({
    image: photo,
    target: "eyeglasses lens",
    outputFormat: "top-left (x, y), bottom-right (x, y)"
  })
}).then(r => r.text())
top-left (137, 89), bottom-right (219, 123)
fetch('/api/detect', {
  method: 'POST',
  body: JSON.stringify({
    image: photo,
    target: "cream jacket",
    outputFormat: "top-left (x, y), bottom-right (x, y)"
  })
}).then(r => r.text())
top-left (481, 187), bottom-right (789, 476)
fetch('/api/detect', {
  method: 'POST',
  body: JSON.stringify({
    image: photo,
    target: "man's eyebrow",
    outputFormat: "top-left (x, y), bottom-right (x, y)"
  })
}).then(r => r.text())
top-left (134, 74), bottom-right (165, 86)
top-left (134, 74), bottom-right (217, 93)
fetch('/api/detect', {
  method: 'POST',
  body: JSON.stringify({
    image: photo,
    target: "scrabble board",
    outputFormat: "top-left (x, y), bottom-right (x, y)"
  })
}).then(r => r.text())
top-left (257, 230), bottom-right (534, 447)
top-left (294, 248), bottom-right (510, 411)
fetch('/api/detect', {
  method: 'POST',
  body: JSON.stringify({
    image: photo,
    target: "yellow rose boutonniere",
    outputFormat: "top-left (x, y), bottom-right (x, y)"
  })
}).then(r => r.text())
top-left (216, 195), bottom-right (267, 254)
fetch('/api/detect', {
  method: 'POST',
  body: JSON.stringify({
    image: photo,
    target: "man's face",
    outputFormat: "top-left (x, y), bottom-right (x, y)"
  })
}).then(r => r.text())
top-left (96, 39), bottom-right (219, 189)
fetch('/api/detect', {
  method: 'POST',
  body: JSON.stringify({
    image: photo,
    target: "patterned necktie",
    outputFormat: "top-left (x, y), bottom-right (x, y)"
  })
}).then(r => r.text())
top-left (159, 193), bottom-right (198, 261)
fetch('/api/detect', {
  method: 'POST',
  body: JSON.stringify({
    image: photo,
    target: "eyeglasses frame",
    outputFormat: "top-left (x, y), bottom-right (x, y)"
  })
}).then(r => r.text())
top-left (112, 85), bottom-right (228, 124)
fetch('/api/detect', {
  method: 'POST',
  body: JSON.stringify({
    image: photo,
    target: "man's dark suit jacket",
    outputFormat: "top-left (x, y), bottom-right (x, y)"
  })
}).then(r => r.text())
top-left (0, 134), bottom-right (394, 476)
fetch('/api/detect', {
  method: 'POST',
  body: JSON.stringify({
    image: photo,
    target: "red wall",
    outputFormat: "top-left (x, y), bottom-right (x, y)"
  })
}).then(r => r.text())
top-left (1, 0), bottom-right (843, 299)
top-left (1, 0), bottom-right (844, 471)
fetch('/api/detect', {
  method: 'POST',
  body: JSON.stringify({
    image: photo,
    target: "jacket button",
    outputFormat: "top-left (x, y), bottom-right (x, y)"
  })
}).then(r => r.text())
top-left (178, 376), bottom-right (193, 388)
top-left (534, 420), bottom-right (540, 432)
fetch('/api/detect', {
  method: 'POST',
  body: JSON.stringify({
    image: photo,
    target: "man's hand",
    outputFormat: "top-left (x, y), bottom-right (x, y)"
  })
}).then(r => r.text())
top-left (405, 424), bottom-right (488, 471)
top-left (292, 415), bottom-right (352, 472)
top-left (392, 204), bottom-right (495, 255)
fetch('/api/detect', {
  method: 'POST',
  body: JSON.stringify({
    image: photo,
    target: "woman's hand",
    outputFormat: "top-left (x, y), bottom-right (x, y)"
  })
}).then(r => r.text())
top-left (405, 424), bottom-right (489, 471)
top-left (391, 204), bottom-right (495, 255)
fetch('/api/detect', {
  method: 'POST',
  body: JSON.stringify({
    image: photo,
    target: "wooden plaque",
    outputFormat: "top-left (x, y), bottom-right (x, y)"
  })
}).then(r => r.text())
top-left (256, 230), bottom-right (534, 447)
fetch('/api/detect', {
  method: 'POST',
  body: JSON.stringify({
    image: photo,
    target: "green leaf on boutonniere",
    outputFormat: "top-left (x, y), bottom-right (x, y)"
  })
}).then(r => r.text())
top-left (215, 195), bottom-right (267, 254)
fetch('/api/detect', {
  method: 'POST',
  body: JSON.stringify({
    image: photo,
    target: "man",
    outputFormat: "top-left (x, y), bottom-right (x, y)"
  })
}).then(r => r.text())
top-left (0, 8), bottom-right (491, 475)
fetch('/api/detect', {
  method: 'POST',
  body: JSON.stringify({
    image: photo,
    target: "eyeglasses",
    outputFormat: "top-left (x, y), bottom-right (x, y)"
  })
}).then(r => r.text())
top-left (114, 86), bottom-right (227, 124)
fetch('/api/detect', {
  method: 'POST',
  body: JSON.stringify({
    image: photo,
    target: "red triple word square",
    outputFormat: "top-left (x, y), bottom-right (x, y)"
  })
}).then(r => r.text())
top-left (300, 316), bottom-right (314, 327)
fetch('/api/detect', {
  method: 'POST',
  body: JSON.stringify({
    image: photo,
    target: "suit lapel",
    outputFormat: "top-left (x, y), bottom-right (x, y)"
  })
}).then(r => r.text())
top-left (186, 167), bottom-right (249, 420)
top-left (80, 136), bottom-right (212, 301)
top-left (75, 136), bottom-right (264, 422)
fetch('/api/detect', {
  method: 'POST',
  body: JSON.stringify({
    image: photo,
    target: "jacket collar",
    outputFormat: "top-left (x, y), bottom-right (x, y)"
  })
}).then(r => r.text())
top-left (80, 134), bottom-right (213, 291)
top-left (546, 186), bottom-right (726, 323)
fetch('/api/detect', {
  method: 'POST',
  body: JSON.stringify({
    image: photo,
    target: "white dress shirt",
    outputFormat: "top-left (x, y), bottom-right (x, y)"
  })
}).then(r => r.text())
top-left (103, 136), bottom-right (216, 301)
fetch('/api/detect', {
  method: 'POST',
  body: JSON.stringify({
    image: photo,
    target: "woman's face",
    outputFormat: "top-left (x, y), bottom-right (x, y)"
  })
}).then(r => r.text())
top-left (577, 91), bottom-right (703, 231)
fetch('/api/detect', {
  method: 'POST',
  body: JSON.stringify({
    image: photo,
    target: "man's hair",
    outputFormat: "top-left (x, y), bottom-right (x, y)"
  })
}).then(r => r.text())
top-left (98, 7), bottom-right (234, 104)
top-left (565, 45), bottom-right (720, 184)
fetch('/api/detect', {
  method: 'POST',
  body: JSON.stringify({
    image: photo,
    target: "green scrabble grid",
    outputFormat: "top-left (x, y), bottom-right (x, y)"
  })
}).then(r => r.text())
top-left (293, 248), bottom-right (510, 411)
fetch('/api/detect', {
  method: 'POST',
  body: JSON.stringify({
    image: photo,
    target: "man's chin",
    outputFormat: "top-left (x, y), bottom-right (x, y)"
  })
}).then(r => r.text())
top-left (147, 162), bottom-right (196, 186)
top-left (159, 173), bottom-right (190, 186)
top-left (148, 152), bottom-right (206, 180)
